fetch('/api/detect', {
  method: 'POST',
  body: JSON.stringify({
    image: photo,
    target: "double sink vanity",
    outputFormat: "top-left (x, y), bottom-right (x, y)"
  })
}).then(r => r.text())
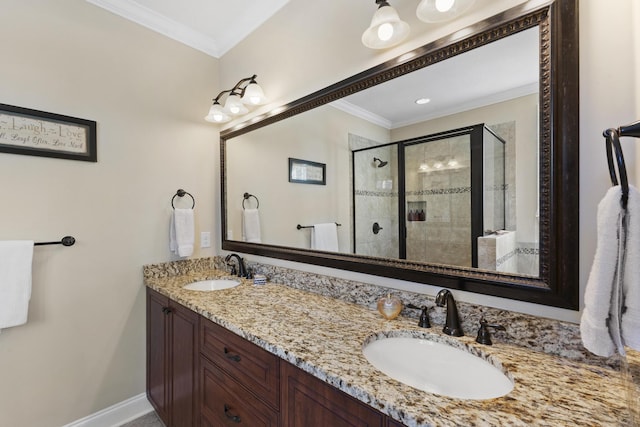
top-left (144, 258), bottom-right (634, 426)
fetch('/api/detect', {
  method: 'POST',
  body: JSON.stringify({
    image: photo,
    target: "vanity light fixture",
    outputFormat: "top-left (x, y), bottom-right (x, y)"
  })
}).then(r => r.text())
top-left (204, 74), bottom-right (268, 124)
top-left (362, 0), bottom-right (475, 49)
top-left (362, 0), bottom-right (410, 49)
top-left (416, 0), bottom-right (475, 23)
top-left (204, 100), bottom-right (230, 123)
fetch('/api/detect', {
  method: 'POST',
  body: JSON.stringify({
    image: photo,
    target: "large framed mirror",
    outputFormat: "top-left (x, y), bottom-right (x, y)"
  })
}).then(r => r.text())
top-left (221, 0), bottom-right (579, 309)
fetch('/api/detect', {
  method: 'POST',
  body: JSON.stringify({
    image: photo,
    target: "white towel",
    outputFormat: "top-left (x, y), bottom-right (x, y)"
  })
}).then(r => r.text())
top-left (580, 185), bottom-right (640, 356)
top-left (242, 209), bottom-right (261, 243)
top-left (169, 208), bottom-right (194, 257)
top-left (622, 186), bottom-right (640, 351)
top-left (311, 223), bottom-right (339, 252)
top-left (0, 240), bottom-right (34, 331)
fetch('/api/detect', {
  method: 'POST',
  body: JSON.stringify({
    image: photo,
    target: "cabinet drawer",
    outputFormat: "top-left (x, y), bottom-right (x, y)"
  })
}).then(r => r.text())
top-left (200, 318), bottom-right (279, 409)
top-left (200, 356), bottom-right (279, 427)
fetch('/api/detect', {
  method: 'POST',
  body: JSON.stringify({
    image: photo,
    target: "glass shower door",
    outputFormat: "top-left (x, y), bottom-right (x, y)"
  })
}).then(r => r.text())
top-left (403, 133), bottom-right (472, 267)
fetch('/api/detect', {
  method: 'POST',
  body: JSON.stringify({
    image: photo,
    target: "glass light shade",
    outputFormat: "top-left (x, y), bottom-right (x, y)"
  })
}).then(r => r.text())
top-left (416, 0), bottom-right (475, 23)
top-left (224, 94), bottom-right (249, 116)
top-left (362, 4), bottom-right (410, 49)
top-left (204, 103), bottom-right (230, 123)
top-left (241, 82), bottom-right (268, 105)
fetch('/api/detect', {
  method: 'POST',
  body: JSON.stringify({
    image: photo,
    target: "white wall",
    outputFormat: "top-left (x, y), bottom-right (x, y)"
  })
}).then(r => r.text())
top-left (0, 1), bottom-right (219, 426)
top-left (219, 0), bottom-right (640, 323)
top-left (226, 104), bottom-right (389, 250)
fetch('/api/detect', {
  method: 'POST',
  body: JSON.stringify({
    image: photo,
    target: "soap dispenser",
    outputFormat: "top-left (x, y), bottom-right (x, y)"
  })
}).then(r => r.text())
top-left (377, 293), bottom-right (403, 320)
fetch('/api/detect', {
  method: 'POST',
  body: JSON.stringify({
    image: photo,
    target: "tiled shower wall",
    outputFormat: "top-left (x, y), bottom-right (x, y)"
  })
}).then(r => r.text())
top-left (351, 134), bottom-right (399, 258)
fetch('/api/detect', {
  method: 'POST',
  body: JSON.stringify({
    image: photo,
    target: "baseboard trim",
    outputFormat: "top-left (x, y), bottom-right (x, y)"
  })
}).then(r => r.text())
top-left (62, 393), bottom-right (154, 427)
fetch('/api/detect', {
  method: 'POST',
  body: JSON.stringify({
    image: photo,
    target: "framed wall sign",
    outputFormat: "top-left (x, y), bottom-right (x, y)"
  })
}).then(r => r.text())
top-left (0, 103), bottom-right (97, 162)
top-left (288, 157), bottom-right (326, 185)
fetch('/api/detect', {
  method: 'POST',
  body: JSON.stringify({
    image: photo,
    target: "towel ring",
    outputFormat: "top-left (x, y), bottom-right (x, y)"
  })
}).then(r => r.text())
top-left (603, 120), bottom-right (640, 210)
top-left (604, 129), bottom-right (630, 209)
top-left (243, 192), bottom-right (259, 209)
top-left (171, 188), bottom-right (195, 209)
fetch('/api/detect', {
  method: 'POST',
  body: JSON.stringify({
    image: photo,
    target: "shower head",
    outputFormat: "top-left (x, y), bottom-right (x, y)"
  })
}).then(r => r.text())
top-left (373, 157), bottom-right (388, 168)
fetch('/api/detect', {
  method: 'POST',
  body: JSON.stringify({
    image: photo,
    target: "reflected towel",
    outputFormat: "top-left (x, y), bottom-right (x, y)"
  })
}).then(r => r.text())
top-left (0, 240), bottom-right (34, 331)
top-left (311, 223), bottom-right (339, 252)
top-left (242, 209), bottom-right (261, 243)
top-left (170, 208), bottom-right (194, 257)
top-left (580, 185), bottom-right (627, 356)
top-left (622, 186), bottom-right (640, 351)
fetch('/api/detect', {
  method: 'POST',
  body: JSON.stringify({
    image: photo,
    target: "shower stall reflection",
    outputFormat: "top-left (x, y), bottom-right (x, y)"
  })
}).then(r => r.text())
top-left (352, 123), bottom-right (511, 271)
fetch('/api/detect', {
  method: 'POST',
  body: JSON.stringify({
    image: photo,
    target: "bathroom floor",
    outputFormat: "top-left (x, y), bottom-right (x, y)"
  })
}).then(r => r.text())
top-left (120, 411), bottom-right (164, 427)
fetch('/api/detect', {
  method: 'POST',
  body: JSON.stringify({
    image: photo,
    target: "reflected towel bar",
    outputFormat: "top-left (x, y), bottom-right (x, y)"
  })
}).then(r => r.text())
top-left (297, 223), bottom-right (341, 230)
top-left (34, 236), bottom-right (76, 246)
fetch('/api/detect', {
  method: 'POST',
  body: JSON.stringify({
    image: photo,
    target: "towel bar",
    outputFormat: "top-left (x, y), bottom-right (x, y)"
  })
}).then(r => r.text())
top-left (297, 223), bottom-right (341, 230)
top-left (35, 236), bottom-right (75, 246)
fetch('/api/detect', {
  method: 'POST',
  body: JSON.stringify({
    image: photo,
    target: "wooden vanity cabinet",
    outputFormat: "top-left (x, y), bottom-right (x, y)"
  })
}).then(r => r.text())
top-left (147, 289), bottom-right (406, 427)
top-left (199, 317), bottom-right (279, 426)
top-left (146, 288), bottom-right (199, 427)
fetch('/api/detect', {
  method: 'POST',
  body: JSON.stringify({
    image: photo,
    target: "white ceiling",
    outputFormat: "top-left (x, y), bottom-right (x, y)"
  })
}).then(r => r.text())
top-left (85, 0), bottom-right (539, 127)
top-left (332, 26), bottom-right (540, 129)
top-left (86, 0), bottom-right (290, 58)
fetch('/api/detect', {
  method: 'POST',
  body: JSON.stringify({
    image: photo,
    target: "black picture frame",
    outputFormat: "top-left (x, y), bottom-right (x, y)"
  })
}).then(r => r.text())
top-left (0, 103), bottom-right (97, 162)
top-left (288, 158), bottom-right (326, 185)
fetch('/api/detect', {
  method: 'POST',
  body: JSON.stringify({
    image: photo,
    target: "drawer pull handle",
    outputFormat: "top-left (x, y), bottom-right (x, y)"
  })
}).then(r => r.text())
top-left (161, 307), bottom-right (172, 315)
top-left (224, 404), bottom-right (241, 423)
top-left (224, 347), bottom-right (241, 362)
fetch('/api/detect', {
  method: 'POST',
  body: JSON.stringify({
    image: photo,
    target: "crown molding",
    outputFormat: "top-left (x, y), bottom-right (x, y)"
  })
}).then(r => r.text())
top-left (87, 0), bottom-right (222, 57)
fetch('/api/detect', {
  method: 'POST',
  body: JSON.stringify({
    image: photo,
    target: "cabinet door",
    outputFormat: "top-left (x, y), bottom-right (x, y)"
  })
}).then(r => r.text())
top-left (388, 419), bottom-right (406, 427)
top-left (170, 301), bottom-right (200, 427)
top-left (147, 289), bottom-right (170, 424)
top-left (281, 361), bottom-right (385, 427)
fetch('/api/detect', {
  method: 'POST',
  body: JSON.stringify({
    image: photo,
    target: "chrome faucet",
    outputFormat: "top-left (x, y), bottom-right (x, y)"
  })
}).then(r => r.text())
top-left (224, 253), bottom-right (248, 278)
top-left (435, 289), bottom-right (463, 337)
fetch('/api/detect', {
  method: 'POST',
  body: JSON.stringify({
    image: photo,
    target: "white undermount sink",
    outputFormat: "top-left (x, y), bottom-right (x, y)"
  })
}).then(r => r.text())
top-left (363, 336), bottom-right (513, 400)
top-left (182, 279), bottom-right (240, 291)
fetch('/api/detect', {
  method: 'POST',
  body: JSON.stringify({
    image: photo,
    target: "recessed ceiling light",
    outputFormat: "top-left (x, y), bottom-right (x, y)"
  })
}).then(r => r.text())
top-left (415, 98), bottom-right (431, 105)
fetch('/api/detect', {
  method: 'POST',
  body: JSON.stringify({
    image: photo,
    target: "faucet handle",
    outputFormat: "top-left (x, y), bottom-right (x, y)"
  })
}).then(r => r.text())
top-left (476, 317), bottom-right (506, 345)
top-left (406, 304), bottom-right (431, 328)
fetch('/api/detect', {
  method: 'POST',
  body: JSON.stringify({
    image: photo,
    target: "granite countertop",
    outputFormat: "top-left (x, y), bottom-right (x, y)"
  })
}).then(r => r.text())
top-left (144, 268), bottom-right (634, 427)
